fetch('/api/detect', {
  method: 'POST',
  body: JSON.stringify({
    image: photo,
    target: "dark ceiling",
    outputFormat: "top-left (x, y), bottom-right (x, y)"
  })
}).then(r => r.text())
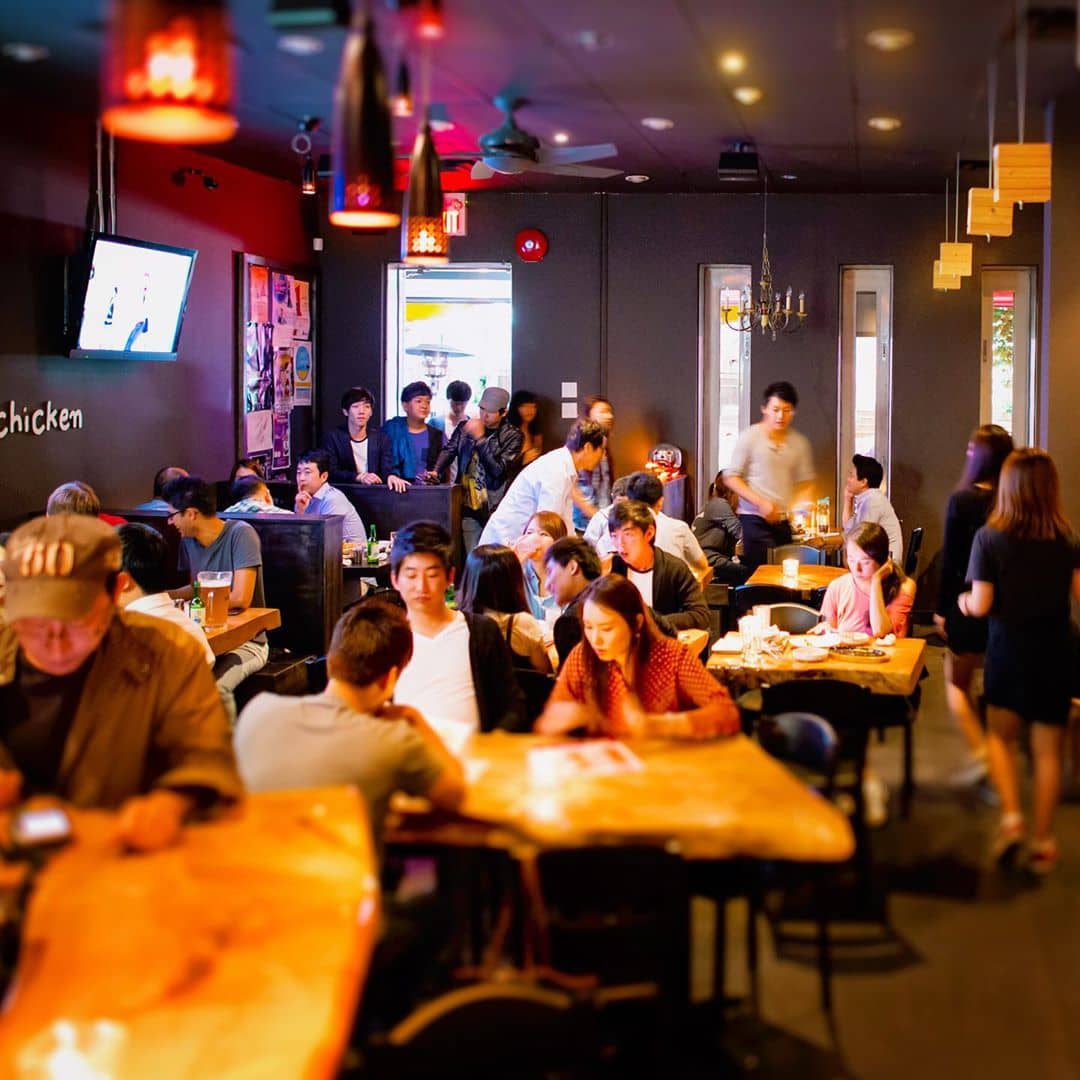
top-left (1, 1), bottom-right (1077, 193)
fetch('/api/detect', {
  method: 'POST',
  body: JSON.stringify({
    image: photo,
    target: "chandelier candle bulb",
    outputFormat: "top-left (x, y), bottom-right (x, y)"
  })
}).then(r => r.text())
top-left (785, 286), bottom-right (793, 313)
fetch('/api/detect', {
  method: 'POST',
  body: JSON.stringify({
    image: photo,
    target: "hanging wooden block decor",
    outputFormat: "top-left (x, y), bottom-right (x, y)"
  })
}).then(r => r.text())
top-left (967, 187), bottom-right (1013, 237)
top-left (939, 242), bottom-right (973, 277)
top-left (993, 142), bottom-right (1052, 204)
top-left (933, 260), bottom-right (961, 291)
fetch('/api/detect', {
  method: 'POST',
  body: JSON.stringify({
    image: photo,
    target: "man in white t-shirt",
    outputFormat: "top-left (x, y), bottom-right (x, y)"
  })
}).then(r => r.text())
top-left (116, 523), bottom-right (215, 666)
top-left (842, 454), bottom-right (903, 562)
top-left (479, 420), bottom-right (607, 546)
top-left (389, 522), bottom-right (526, 735)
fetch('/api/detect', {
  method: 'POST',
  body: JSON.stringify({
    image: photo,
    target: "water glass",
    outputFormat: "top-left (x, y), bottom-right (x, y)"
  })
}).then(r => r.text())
top-left (739, 615), bottom-right (762, 662)
top-left (781, 558), bottom-right (799, 582)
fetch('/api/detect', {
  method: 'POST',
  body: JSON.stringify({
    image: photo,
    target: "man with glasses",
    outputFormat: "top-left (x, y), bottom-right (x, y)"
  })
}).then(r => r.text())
top-left (0, 514), bottom-right (241, 850)
top-left (723, 381), bottom-right (817, 570)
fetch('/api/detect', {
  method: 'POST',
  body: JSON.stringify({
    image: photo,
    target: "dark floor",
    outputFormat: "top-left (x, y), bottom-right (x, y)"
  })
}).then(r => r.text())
top-left (700, 629), bottom-right (1080, 1079)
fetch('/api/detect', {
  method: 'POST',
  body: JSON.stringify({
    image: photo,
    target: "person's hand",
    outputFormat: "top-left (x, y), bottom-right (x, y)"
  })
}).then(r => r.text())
top-left (377, 702), bottom-right (426, 727)
top-left (387, 475), bottom-right (411, 494)
top-left (114, 790), bottom-right (193, 853)
top-left (512, 533), bottom-right (545, 562)
top-left (622, 695), bottom-right (648, 739)
top-left (295, 490), bottom-right (313, 512)
top-left (534, 701), bottom-right (592, 735)
top-left (0, 770), bottom-right (22, 810)
top-left (957, 592), bottom-right (971, 617)
top-left (419, 470), bottom-right (441, 484)
top-left (359, 471), bottom-right (382, 485)
top-left (757, 499), bottom-right (780, 522)
top-left (806, 622), bottom-right (828, 635)
top-left (873, 558), bottom-right (894, 582)
top-left (464, 417), bottom-right (486, 440)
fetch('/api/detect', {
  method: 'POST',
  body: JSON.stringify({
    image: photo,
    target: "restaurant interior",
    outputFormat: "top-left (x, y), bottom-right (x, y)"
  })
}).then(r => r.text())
top-left (1, 1), bottom-right (1080, 1077)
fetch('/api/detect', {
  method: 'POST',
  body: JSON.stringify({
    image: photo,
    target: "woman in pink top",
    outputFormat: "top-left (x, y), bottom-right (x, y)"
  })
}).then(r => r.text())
top-left (818, 523), bottom-right (915, 638)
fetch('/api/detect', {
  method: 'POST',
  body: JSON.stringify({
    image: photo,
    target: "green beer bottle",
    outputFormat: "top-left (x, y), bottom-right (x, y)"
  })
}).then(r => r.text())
top-left (189, 580), bottom-right (206, 628)
top-left (367, 524), bottom-right (379, 565)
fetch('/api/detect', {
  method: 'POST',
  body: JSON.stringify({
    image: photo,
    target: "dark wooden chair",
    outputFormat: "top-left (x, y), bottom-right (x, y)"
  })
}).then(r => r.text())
top-left (904, 526), bottom-right (924, 578)
top-left (732, 583), bottom-right (799, 619)
top-left (767, 603), bottom-right (822, 634)
top-left (768, 543), bottom-right (826, 566)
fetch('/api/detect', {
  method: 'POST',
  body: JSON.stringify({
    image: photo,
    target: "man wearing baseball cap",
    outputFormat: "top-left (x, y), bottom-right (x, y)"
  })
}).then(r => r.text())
top-left (434, 386), bottom-right (523, 553)
top-left (0, 514), bottom-right (242, 851)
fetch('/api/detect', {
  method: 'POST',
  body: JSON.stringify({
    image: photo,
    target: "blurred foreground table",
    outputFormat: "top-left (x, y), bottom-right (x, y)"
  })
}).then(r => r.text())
top-left (389, 733), bottom-right (853, 864)
top-left (0, 788), bottom-right (379, 1079)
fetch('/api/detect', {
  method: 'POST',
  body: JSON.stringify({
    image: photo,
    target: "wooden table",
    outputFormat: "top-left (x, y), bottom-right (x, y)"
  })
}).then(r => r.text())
top-left (0, 788), bottom-right (379, 1079)
top-left (677, 627), bottom-right (710, 657)
top-left (747, 564), bottom-right (846, 592)
top-left (708, 635), bottom-right (927, 697)
top-left (204, 607), bottom-right (281, 656)
top-left (390, 733), bottom-right (853, 864)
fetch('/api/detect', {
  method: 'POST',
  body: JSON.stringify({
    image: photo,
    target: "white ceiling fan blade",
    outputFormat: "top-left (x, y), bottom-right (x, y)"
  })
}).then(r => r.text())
top-left (539, 143), bottom-right (618, 165)
top-left (482, 156), bottom-right (535, 175)
top-left (540, 163), bottom-right (624, 178)
top-left (471, 160), bottom-right (496, 179)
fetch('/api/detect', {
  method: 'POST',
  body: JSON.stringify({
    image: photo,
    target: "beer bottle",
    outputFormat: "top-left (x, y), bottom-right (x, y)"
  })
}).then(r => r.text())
top-left (189, 580), bottom-right (206, 628)
top-left (367, 524), bottom-right (379, 565)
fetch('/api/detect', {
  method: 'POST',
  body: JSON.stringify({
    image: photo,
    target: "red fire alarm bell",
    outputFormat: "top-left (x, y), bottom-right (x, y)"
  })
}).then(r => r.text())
top-left (515, 228), bottom-right (548, 262)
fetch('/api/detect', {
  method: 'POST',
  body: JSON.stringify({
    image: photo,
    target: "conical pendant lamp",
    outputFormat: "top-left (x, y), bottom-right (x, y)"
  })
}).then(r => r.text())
top-left (329, 10), bottom-right (399, 229)
top-left (402, 111), bottom-right (449, 264)
top-left (101, 0), bottom-right (237, 144)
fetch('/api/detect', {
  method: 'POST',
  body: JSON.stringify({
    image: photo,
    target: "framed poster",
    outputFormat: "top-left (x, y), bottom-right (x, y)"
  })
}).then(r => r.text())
top-left (236, 253), bottom-right (318, 480)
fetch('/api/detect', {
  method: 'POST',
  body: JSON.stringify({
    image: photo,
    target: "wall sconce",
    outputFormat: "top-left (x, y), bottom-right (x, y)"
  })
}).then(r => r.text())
top-left (102, 0), bottom-right (237, 144)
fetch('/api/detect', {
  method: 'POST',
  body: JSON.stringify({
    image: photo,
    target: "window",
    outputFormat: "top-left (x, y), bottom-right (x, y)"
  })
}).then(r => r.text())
top-left (385, 264), bottom-right (512, 424)
top-left (698, 265), bottom-right (752, 505)
top-left (980, 268), bottom-right (1036, 445)
top-left (838, 267), bottom-right (893, 500)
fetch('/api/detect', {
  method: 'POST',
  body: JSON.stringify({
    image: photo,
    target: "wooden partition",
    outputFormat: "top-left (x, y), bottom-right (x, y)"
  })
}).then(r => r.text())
top-left (254, 482), bottom-right (464, 569)
top-left (110, 510), bottom-right (342, 655)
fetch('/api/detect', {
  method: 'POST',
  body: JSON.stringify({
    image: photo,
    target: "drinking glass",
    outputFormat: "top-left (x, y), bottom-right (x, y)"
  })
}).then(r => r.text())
top-left (781, 558), bottom-right (799, 582)
top-left (196, 571), bottom-right (233, 629)
top-left (738, 615), bottom-right (762, 662)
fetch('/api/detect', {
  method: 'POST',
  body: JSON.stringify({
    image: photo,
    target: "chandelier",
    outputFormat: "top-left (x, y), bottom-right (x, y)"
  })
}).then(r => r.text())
top-left (724, 178), bottom-right (807, 339)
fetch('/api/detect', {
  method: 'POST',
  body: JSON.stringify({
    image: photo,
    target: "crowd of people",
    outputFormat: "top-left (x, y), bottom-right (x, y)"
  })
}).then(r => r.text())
top-left (0, 374), bottom-right (1077, 1035)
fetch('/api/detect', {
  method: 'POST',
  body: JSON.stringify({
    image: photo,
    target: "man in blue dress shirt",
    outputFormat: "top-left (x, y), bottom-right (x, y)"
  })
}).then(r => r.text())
top-left (293, 450), bottom-right (365, 543)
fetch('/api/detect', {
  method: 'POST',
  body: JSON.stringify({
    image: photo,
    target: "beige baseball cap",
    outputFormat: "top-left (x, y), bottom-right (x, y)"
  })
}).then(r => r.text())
top-left (3, 514), bottom-right (122, 621)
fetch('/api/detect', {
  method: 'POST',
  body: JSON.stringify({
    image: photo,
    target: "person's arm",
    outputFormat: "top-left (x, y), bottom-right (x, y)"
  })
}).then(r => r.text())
top-left (867, 560), bottom-right (900, 635)
top-left (535, 648), bottom-right (595, 733)
top-left (678, 522), bottom-right (711, 584)
top-left (652, 558), bottom-right (710, 634)
top-left (723, 473), bottom-right (779, 521)
top-left (321, 430), bottom-right (357, 485)
top-left (570, 483), bottom-right (598, 521)
top-left (230, 566), bottom-right (257, 610)
top-left (809, 578), bottom-right (841, 631)
top-left (936, 494), bottom-right (968, 620)
top-left (475, 424), bottom-right (524, 488)
top-left (642, 650), bottom-right (741, 739)
top-left (959, 580), bottom-right (994, 618)
top-left (842, 489), bottom-right (856, 531)
top-left (516, 615), bottom-right (553, 674)
top-left (434, 423), bottom-right (463, 481)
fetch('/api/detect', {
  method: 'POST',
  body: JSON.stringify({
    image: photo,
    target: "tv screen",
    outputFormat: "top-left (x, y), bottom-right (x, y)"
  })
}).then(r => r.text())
top-left (70, 234), bottom-right (197, 360)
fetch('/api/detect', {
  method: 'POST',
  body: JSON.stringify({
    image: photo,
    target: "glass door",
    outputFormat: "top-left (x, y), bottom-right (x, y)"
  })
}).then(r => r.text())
top-left (838, 266), bottom-right (893, 502)
top-left (980, 268), bottom-right (1036, 446)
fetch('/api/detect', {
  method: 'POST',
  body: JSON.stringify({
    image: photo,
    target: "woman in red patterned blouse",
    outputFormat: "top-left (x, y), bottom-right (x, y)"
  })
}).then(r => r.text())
top-left (536, 575), bottom-right (740, 739)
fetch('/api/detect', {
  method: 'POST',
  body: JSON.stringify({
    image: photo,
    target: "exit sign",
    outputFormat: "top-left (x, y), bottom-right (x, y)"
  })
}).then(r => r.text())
top-left (443, 193), bottom-right (468, 236)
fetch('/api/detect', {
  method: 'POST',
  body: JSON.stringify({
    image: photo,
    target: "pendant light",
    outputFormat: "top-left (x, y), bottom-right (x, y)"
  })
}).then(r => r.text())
top-left (391, 60), bottom-right (413, 118)
top-left (940, 154), bottom-right (973, 276)
top-left (402, 109), bottom-right (449, 264)
top-left (329, 8), bottom-right (399, 229)
top-left (967, 62), bottom-right (1014, 238)
top-left (993, 0), bottom-right (1051, 206)
top-left (101, 0), bottom-right (237, 144)
top-left (933, 179), bottom-right (961, 291)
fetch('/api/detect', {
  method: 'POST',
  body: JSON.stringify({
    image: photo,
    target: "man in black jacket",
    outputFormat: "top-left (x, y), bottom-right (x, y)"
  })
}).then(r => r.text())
top-left (435, 387), bottom-right (524, 554)
top-left (320, 386), bottom-right (393, 486)
top-left (608, 500), bottom-right (709, 637)
top-left (389, 522), bottom-right (527, 733)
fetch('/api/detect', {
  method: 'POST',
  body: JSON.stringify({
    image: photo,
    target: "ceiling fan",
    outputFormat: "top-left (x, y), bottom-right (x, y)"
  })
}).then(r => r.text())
top-left (469, 95), bottom-right (621, 180)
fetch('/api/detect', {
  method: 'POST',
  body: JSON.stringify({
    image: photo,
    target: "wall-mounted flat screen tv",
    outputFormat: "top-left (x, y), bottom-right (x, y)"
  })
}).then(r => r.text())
top-left (69, 234), bottom-right (197, 361)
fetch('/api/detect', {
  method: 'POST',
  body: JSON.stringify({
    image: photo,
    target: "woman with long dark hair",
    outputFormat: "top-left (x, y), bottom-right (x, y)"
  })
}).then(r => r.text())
top-left (508, 390), bottom-right (542, 469)
top-left (457, 544), bottom-right (553, 672)
top-left (934, 424), bottom-right (1014, 786)
top-left (960, 449), bottom-right (1080, 873)
top-left (536, 574), bottom-right (740, 739)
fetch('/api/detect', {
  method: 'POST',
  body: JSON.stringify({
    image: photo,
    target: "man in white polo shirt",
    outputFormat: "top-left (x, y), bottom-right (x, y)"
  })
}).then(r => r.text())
top-left (479, 420), bottom-right (607, 547)
top-left (389, 522), bottom-right (526, 736)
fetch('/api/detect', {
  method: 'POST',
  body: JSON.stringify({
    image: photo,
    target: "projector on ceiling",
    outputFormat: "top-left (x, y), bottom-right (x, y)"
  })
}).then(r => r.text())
top-left (717, 149), bottom-right (760, 182)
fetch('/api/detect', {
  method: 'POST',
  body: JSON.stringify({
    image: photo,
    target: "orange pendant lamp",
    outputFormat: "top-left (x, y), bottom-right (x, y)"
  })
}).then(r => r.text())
top-left (402, 111), bottom-right (449, 264)
top-left (329, 10), bottom-right (399, 229)
top-left (102, 0), bottom-right (237, 144)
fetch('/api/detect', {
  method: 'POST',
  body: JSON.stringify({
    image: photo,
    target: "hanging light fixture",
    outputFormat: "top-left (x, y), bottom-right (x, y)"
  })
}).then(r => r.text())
top-left (391, 59), bottom-right (413, 117)
top-left (292, 118), bottom-right (320, 196)
top-left (724, 176), bottom-right (807, 339)
top-left (402, 109), bottom-right (449, 264)
top-left (939, 154), bottom-right (973, 276)
top-left (967, 61), bottom-right (1014, 238)
top-left (329, 8), bottom-right (399, 229)
top-left (102, 0), bottom-right (237, 143)
top-left (933, 179), bottom-right (962, 291)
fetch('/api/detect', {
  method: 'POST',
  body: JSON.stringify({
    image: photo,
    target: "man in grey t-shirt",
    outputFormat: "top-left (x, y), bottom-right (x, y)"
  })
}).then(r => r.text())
top-left (235, 601), bottom-right (464, 857)
top-left (163, 475), bottom-right (269, 708)
top-left (723, 381), bottom-right (816, 570)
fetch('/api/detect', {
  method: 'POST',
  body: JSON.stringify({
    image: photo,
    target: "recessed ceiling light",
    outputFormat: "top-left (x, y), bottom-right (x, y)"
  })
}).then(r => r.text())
top-left (782, 173), bottom-right (798, 180)
top-left (867, 115), bottom-right (902, 131)
top-left (641, 117), bottom-right (675, 131)
top-left (552, 131), bottom-right (570, 144)
top-left (1, 41), bottom-right (49, 63)
top-left (277, 33), bottom-right (324, 56)
top-left (733, 86), bottom-right (762, 106)
top-left (573, 29), bottom-right (612, 51)
top-left (624, 174), bottom-right (650, 184)
top-left (718, 50), bottom-right (746, 75)
top-left (865, 27), bottom-right (915, 52)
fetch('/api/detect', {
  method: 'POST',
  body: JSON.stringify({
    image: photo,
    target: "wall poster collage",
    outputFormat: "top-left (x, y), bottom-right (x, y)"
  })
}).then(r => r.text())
top-left (237, 255), bottom-right (316, 479)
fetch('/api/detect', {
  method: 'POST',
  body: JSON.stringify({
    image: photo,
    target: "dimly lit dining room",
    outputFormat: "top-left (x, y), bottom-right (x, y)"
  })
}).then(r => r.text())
top-left (1, 1), bottom-right (1079, 1077)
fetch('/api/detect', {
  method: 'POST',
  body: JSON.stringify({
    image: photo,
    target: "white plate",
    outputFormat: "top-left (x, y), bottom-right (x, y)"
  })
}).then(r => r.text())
top-left (792, 646), bottom-right (829, 662)
top-left (711, 636), bottom-right (743, 654)
top-left (803, 631), bottom-right (840, 648)
top-left (839, 631), bottom-right (871, 646)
